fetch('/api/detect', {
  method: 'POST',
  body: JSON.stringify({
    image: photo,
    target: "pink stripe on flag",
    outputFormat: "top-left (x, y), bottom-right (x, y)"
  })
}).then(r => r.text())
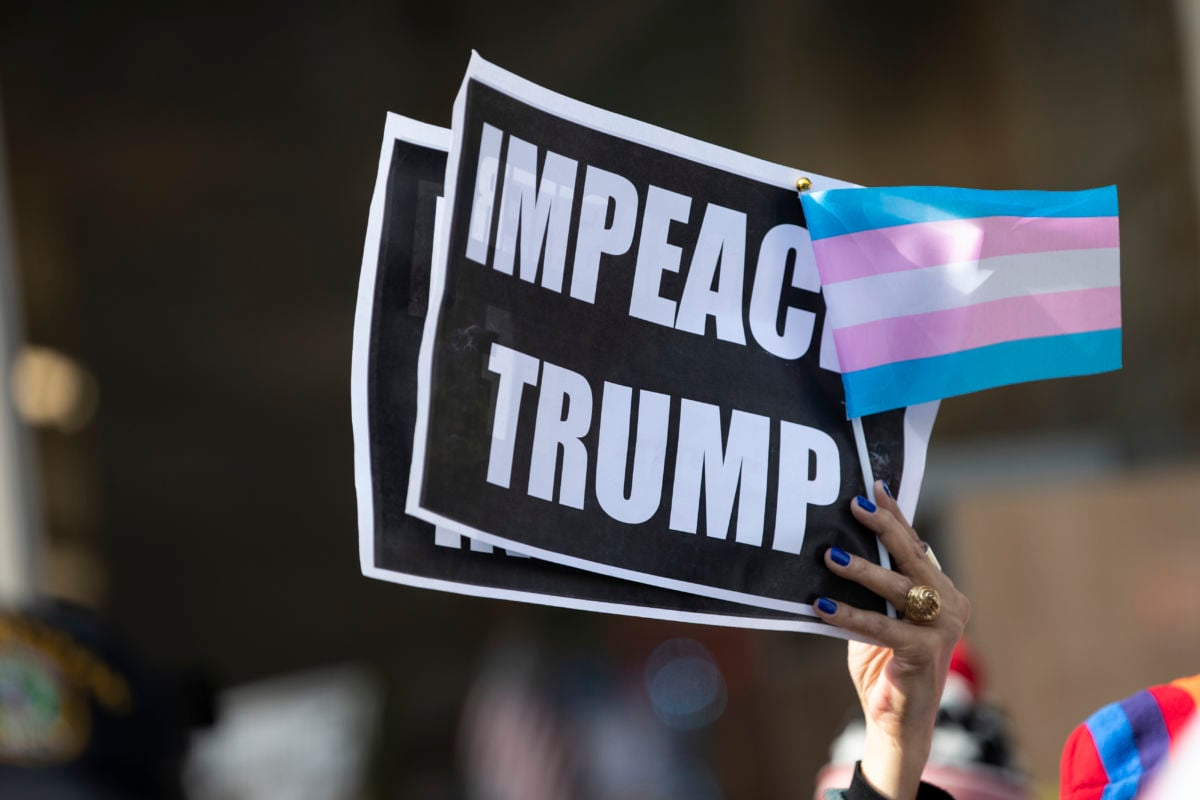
top-left (833, 286), bottom-right (1122, 373)
top-left (813, 215), bottom-right (1120, 285)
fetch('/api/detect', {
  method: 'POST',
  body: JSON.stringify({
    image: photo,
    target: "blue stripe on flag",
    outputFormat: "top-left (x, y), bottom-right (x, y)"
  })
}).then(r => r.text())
top-left (1085, 701), bottom-right (1143, 800)
top-left (840, 329), bottom-right (1122, 418)
top-left (802, 185), bottom-right (1119, 240)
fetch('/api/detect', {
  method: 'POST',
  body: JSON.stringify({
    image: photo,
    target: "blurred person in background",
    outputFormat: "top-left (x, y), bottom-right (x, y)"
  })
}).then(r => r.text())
top-left (459, 629), bottom-right (729, 800)
top-left (0, 600), bottom-right (191, 799)
top-left (1060, 674), bottom-right (1200, 799)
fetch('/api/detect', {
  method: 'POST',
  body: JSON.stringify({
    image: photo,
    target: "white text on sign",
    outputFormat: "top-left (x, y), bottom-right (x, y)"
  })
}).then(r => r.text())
top-left (485, 343), bottom-right (840, 554)
top-left (465, 123), bottom-right (827, 362)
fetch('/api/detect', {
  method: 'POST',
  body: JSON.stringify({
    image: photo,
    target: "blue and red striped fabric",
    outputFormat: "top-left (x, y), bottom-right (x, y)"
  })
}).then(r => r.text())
top-left (1060, 675), bottom-right (1200, 799)
top-left (799, 185), bottom-right (1122, 418)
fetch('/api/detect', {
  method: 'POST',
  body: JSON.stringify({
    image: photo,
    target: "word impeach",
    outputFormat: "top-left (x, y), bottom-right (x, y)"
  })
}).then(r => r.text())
top-left (485, 343), bottom-right (841, 554)
top-left (465, 123), bottom-right (827, 362)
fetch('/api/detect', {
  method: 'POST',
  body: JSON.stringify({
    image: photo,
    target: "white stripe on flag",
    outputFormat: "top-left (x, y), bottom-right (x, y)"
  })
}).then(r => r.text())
top-left (821, 247), bottom-right (1120, 329)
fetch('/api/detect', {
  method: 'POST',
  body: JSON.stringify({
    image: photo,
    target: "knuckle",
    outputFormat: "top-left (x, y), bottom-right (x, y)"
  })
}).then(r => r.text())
top-left (909, 539), bottom-right (928, 563)
top-left (849, 556), bottom-right (873, 579)
top-left (890, 507), bottom-right (913, 530)
top-left (877, 508), bottom-right (902, 533)
top-left (890, 510), bottom-right (914, 535)
top-left (938, 623), bottom-right (963, 646)
top-left (861, 613), bottom-right (885, 639)
top-left (878, 515), bottom-right (912, 546)
top-left (858, 506), bottom-right (886, 531)
top-left (940, 607), bottom-right (969, 640)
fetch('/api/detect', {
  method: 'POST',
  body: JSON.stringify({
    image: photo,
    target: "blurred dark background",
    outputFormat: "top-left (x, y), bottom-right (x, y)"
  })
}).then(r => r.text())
top-left (2, 2), bottom-right (1199, 797)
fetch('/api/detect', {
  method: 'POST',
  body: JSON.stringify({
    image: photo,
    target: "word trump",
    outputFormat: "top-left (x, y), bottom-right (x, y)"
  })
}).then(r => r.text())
top-left (465, 123), bottom-right (826, 361)
top-left (485, 343), bottom-right (840, 554)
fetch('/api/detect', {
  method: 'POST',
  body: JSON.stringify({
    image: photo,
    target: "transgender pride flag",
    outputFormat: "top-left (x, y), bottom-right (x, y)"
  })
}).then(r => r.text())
top-left (800, 185), bottom-right (1122, 418)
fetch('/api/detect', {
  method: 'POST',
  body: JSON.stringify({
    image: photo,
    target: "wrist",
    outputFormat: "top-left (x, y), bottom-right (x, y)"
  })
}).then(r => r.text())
top-left (859, 722), bottom-right (932, 800)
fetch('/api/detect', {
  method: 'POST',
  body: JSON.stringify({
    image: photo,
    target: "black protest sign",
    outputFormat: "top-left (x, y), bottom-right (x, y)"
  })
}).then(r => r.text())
top-left (352, 113), bottom-right (851, 634)
top-left (408, 56), bottom-right (936, 617)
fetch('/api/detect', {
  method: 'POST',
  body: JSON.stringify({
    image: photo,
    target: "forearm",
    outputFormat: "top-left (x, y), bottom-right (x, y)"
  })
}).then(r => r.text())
top-left (858, 723), bottom-right (932, 800)
top-left (842, 760), bottom-right (955, 800)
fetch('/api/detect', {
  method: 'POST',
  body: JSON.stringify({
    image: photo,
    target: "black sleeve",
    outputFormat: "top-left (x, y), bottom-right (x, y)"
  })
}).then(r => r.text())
top-left (844, 762), bottom-right (956, 800)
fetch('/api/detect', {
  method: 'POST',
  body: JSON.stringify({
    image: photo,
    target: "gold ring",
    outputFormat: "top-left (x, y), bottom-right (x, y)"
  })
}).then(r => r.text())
top-left (904, 585), bottom-right (942, 623)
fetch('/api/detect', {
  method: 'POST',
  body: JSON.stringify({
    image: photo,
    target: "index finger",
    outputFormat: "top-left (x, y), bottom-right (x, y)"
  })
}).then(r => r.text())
top-left (874, 480), bottom-right (921, 545)
top-left (850, 491), bottom-right (940, 584)
top-left (874, 480), bottom-right (945, 573)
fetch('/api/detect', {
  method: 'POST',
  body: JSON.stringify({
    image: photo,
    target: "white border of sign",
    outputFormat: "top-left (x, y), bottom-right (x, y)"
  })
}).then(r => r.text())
top-left (407, 53), bottom-right (938, 616)
top-left (351, 112), bottom-right (871, 637)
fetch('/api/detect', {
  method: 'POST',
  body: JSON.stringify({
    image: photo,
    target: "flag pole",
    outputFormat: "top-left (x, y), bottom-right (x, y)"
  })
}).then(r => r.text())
top-left (850, 415), bottom-right (897, 619)
top-left (797, 175), bottom-right (896, 618)
top-left (849, 416), bottom-right (875, 505)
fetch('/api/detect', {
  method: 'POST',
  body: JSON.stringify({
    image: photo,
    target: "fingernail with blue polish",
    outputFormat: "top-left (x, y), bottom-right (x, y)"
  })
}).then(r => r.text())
top-left (882, 482), bottom-right (893, 499)
top-left (856, 495), bottom-right (876, 513)
top-left (816, 597), bottom-right (837, 615)
top-left (830, 547), bottom-right (851, 567)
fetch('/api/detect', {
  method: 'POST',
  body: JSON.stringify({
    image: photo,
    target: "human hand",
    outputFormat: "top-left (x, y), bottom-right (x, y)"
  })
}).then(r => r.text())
top-left (812, 481), bottom-right (970, 800)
